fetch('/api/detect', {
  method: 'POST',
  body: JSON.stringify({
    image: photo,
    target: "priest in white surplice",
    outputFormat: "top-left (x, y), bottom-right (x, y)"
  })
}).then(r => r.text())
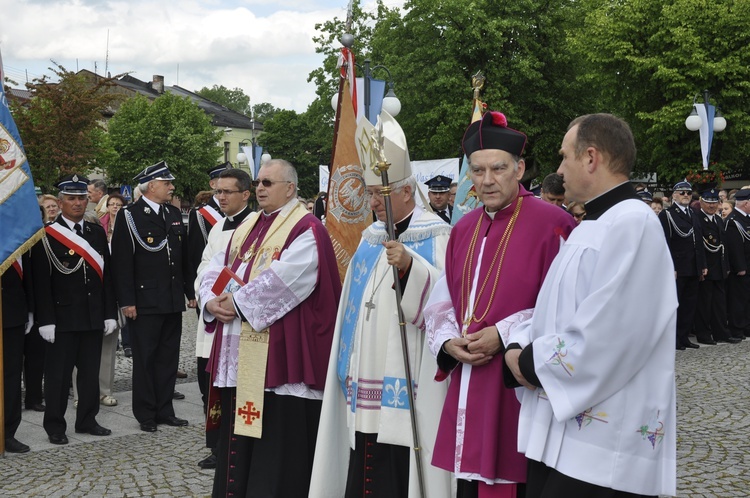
top-left (504, 114), bottom-right (678, 498)
top-left (310, 111), bottom-right (452, 498)
top-left (193, 168), bottom-right (252, 470)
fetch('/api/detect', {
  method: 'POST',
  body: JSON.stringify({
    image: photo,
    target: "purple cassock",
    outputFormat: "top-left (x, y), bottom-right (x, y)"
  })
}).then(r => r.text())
top-left (432, 187), bottom-right (576, 484)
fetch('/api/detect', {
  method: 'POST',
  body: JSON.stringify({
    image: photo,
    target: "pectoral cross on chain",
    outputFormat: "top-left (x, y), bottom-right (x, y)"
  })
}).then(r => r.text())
top-left (365, 299), bottom-right (376, 321)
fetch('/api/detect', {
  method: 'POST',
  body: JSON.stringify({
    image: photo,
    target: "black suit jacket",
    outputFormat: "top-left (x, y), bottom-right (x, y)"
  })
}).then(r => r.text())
top-left (724, 208), bottom-right (750, 274)
top-left (698, 211), bottom-right (729, 280)
top-left (110, 197), bottom-right (193, 315)
top-left (1, 251), bottom-right (33, 328)
top-left (658, 204), bottom-right (706, 277)
top-left (31, 218), bottom-right (116, 332)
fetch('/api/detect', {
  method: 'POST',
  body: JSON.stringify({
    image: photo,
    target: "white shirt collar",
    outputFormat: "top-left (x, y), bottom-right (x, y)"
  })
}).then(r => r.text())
top-left (60, 215), bottom-right (83, 231)
top-left (142, 196), bottom-right (161, 214)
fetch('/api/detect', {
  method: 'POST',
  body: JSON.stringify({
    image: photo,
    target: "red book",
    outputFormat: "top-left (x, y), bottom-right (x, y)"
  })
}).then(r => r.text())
top-left (211, 266), bottom-right (245, 296)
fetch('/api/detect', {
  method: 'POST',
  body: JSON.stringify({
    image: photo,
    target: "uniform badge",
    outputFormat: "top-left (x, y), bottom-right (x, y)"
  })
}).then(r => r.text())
top-left (147, 237), bottom-right (154, 243)
top-left (68, 249), bottom-right (75, 255)
top-left (144, 206), bottom-right (151, 214)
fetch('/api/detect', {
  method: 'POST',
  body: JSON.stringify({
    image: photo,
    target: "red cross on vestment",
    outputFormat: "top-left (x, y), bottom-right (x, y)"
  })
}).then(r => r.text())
top-left (237, 401), bottom-right (261, 425)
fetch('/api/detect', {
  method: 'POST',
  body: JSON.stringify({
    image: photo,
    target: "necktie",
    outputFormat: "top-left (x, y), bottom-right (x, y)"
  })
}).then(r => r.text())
top-left (74, 223), bottom-right (83, 236)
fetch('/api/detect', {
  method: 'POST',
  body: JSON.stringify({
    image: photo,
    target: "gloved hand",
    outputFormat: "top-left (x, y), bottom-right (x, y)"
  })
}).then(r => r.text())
top-left (39, 324), bottom-right (55, 343)
top-left (25, 313), bottom-right (34, 334)
top-left (103, 319), bottom-right (118, 336)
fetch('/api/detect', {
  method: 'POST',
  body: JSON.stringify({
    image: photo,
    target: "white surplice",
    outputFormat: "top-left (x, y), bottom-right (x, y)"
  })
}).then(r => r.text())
top-left (507, 199), bottom-right (678, 497)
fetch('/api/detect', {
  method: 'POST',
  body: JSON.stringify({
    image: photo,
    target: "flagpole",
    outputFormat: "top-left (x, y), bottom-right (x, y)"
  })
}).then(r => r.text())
top-left (370, 121), bottom-right (426, 498)
top-left (0, 285), bottom-right (6, 457)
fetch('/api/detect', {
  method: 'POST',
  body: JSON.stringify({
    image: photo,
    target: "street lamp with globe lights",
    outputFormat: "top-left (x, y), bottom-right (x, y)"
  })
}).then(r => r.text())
top-left (685, 90), bottom-right (727, 170)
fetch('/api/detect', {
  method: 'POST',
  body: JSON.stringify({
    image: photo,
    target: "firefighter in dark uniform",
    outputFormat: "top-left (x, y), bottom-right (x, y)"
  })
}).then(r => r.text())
top-left (694, 188), bottom-right (739, 344)
top-left (658, 181), bottom-right (707, 350)
top-left (425, 174), bottom-right (453, 223)
top-left (2, 252), bottom-right (34, 452)
top-left (110, 162), bottom-right (196, 432)
top-left (186, 162), bottom-right (230, 297)
top-left (724, 188), bottom-right (750, 340)
top-left (31, 174), bottom-right (117, 445)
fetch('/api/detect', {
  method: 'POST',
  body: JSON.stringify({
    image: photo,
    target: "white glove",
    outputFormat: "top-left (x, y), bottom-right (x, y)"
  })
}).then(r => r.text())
top-left (103, 319), bottom-right (118, 336)
top-left (39, 324), bottom-right (55, 343)
top-left (25, 313), bottom-right (34, 335)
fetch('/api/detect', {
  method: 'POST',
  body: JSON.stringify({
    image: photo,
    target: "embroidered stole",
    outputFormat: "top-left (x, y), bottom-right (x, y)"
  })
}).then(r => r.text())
top-left (231, 202), bottom-right (307, 438)
top-left (44, 224), bottom-right (105, 280)
top-left (337, 221), bottom-right (438, 413)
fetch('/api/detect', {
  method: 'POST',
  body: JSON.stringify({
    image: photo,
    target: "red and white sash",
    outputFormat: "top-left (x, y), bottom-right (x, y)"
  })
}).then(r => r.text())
top-left (45, 223), bottom-right (105, 281)
top-left (11, 258), bottom-right (23, 279)
top-left (198, 205), bottom-right (222, 228)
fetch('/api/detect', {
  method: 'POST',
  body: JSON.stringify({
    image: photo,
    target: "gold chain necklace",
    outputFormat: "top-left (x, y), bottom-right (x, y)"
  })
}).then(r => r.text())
top-left (460, 197), bottom-right (523, 336)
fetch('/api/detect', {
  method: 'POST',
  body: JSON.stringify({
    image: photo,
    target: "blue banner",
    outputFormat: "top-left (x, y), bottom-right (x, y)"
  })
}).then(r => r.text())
top-left (0, 77), bottom-right (44, 274)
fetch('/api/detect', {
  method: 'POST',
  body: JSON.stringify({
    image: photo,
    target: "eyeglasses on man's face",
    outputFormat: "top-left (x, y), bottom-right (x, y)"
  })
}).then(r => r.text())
top-left (213, 189), bottom-right (246, 196)
top-left (251, 179), bottom-right (292, 188)
top-left (676, 191), bottom-right (692, 196)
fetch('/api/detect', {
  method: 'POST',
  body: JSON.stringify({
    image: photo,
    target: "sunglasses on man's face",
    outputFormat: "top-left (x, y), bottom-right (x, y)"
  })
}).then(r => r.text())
top-left (676, 191), bottom-right (692, 195)
top-left (251, 179), bottom-right (292, 188)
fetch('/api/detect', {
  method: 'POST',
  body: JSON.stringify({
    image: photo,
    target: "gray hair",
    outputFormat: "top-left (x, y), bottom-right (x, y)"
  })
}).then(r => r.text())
top-left (263, 159), bottom-right (298, 193)
top-left (137, 182), bottom-right (150, 195)
top-left (89, 179), bottom-right (107, 193)
top-left (391, 176), bottom-right (416, 199)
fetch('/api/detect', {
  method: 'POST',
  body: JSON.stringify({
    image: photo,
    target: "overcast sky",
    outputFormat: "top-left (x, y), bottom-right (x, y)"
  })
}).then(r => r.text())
top-left (1, 0), bottom-right (403, 113)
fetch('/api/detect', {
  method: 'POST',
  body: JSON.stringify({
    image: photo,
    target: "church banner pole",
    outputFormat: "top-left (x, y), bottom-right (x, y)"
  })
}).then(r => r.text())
top-left (370, 119), bottom-right (426, 498)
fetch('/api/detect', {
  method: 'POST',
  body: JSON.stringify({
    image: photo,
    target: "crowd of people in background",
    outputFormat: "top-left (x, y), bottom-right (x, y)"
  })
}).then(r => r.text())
top-left (8, 110), bottom-right (739, 498)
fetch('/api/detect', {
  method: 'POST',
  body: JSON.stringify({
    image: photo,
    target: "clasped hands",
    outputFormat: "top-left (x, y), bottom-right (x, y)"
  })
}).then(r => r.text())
top-left (206, 292), bottom-right (237, 324)
top-left (443, 326), bottom-right (502, 367)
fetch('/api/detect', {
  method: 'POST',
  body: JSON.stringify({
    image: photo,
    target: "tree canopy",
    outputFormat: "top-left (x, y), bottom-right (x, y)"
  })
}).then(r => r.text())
top-left (196, 84), bottom-right (252, 116)
top-left (104, 92), bottom-right (222, 200)
top-left (9, 63), bottom-right (123, 192)
top-left (264, 0), bottom-right (749, 187)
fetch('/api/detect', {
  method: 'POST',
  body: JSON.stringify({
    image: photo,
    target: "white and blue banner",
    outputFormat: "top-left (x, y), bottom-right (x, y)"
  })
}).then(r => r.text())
top-left (0, 52), bottom-right (44, 274)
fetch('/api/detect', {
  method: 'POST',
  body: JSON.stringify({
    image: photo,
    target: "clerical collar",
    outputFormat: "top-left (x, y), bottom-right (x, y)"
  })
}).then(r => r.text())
top-left (584, 181), bottom-right (639, 221)
top-left (226, 205), bottom-right (250, 222)
top-left (395, 212), bottom-right (413, 239)
top-left (484, 198), bottom-right (515, 220)
top-left (142, 196), bottom-right (161, 214)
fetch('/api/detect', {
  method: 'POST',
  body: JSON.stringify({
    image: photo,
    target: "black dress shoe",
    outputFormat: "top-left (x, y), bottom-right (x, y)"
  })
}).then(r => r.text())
top-left (684, 341), bottom-right (700, 349)
top-left (26, 403), bottom-right (46, 412)
top-left (5, 437), bottom-right (30, 453)
top-left (48, 433), bottom-right (69, 445)
top-left (173, 391), bottom-right (185, 400)
top-left (124, 347), bottom-right (132, 358)
top-left (76, 424), bottom-right (112, 436)
top-left (198, 454), bottom-right (217, 469)
top-left (697, 338), bottom-right (717, 345)
top-left (140, 421), bottom-right (158, 432)
top-left (676, 345), bottom-right (686, 351)
top-left (719, 337), bottom-right (742, 344)
top-left (159, 416), bottom-right (188, 427)
top-left (176, 370), bottom-right (188, 379)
